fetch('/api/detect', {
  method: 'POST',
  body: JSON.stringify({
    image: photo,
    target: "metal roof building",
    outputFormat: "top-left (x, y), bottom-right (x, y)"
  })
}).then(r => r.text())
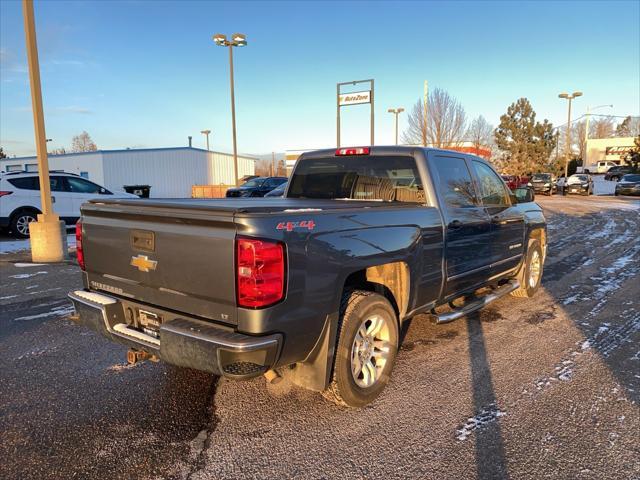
top-left (0, 147), bottom-right (256, 198)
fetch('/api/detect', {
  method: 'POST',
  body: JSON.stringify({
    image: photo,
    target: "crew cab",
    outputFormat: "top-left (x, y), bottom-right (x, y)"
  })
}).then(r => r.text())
top-left (69, 147), bottom-right (546, 407)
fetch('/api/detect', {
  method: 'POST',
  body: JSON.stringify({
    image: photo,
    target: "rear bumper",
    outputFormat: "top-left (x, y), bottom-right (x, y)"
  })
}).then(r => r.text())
top-left (68, 290), bottom-right (281, 379)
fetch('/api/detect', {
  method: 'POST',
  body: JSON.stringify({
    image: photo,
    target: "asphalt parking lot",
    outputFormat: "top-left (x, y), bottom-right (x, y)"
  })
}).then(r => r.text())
top-left (1, 194), bottom-right (639, 480)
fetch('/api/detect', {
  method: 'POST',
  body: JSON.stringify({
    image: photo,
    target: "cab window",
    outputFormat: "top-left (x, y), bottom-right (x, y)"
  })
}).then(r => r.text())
top-left (472, 161), bottom-right (510, 207)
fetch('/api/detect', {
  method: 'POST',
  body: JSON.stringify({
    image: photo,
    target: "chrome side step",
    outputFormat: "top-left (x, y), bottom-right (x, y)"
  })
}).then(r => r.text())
top-left (434, 280), bottom-right (519, 324)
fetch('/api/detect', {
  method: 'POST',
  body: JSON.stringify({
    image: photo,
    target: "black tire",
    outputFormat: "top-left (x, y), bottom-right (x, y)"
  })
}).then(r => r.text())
top-left (511, 239), bottom-right (543, 298)
top-left (322, 290), bottom-right (399, 408)
top-left (9, 209), bottom-right (38, 239)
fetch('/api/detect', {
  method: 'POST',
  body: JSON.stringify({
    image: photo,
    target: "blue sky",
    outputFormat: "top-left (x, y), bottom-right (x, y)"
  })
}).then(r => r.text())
top-left (1, 0), bottom-right (639, 157)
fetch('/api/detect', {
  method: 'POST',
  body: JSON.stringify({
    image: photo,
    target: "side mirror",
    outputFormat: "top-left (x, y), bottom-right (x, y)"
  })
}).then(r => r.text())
top-left (513, 186), bottom-right (535, 203)
top-left (99, 187), bottom-right (106, 194)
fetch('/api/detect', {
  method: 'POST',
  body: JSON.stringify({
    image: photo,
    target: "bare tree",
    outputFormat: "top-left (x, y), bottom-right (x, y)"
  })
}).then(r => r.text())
top-left (615, 116), bottom-right (640, 137)
top-left (402, 87), bottom-right (467, 148)
top-left (589, 116), bottom-right (615, 139)
top-left (71, 131), bottom-right (97, 152)
top-left (466, 115), bottom-right (493, 156)
top-left (49, 147), bottom-right (67, 155)
top-left (572, 120), bottom-right (588, 161)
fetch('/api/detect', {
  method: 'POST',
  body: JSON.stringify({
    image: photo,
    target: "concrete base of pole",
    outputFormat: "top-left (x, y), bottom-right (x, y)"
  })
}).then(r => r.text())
top-left (29, 215), bottom-right (68, 262)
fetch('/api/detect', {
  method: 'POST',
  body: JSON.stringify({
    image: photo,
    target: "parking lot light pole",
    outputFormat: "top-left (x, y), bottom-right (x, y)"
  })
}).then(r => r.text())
top-left (558, 91), bottom-right (582, 178)
top-left (213, 33), bottom-right (246, 186)
top-left (22, 0), bottom-right (66, 262)
top-left (387, 108), bottom-right (404, 145)
top-left (200, 129), bottom-right (211, 150)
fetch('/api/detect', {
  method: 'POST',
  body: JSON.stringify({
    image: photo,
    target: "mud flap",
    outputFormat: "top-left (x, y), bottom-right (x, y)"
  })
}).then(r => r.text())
top-left (290, 312), bottom-right (339, 392)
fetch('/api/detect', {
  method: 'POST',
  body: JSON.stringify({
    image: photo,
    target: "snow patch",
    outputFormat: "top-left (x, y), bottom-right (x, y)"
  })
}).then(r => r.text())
top-left (455, 403), bottom-right (506, 441)
top-left (14, 304), bottom-right (75, 321)
top-left (9, 271), bottom-right (48, 279)
top-left (14, 262), bottom-right (46, 268)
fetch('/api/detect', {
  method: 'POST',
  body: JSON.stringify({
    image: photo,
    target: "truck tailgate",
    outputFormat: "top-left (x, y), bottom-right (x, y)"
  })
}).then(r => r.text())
top-left (81, 202), bottom-right (238, 325)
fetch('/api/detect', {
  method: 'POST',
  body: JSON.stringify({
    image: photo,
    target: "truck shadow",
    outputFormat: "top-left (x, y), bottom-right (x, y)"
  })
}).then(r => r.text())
top-left (464, 311), bottom-right (509, 480)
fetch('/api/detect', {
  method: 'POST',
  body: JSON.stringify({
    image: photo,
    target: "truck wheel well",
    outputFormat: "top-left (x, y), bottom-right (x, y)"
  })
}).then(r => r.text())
top-left (529, 228), bottom-right (546, 259)
top-left (343, 261), bottom-right (410, 321)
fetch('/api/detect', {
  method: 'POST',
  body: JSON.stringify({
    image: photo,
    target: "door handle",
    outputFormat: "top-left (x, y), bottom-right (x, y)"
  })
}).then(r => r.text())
top-left (448, 220), bottom-right (463, 229)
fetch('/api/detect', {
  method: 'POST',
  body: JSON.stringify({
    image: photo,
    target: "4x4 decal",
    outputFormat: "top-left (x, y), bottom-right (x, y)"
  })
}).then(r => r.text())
top-left (276, 220), bottom-right (316, 232)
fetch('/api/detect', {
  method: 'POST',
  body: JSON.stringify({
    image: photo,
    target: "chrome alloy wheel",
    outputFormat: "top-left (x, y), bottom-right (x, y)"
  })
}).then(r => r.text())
top-left (16, 214), bottom-right (36, 236)
top-left (529, 249), bottom-right (541, 289)
top-left (350, 314), bottom-right (393, 388)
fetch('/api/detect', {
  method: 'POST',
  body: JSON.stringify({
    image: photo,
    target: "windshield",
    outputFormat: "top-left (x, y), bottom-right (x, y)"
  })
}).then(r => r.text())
top-left (532, 173), bottom-right (551, 181)
top-left (242, 178), bottom-right (264, 188)
top-left (568, 175), bottom-right (588, 184)
top-left (622, 174), bottom-right (640, 182)
top-left (288, 155), bottom-right (425, 203)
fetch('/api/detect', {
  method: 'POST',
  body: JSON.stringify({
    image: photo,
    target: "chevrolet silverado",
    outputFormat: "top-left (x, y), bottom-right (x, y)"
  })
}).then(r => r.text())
top-left (69, 146), bottom-right (546, 407)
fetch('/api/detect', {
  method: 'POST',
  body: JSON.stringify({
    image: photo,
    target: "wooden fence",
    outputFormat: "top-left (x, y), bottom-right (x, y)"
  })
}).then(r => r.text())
top-left (191, 184), bottom-right (232, 198)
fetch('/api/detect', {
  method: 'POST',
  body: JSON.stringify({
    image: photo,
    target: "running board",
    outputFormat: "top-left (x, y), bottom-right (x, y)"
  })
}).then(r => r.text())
top-left (434, 280), bottom-right (520, 324)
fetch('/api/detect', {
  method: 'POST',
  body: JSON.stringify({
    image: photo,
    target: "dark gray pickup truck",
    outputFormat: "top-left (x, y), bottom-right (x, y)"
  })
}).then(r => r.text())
top-left (69, 146), bottom-right (546, 407)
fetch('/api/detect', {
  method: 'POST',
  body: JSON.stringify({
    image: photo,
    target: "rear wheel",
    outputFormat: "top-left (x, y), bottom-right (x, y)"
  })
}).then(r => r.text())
top-left (10, 209), bottom-right (38, 239)
top-left (323, 290), bottom-right (399, 408)
top-left (511, 239), bottom-right (543, 298)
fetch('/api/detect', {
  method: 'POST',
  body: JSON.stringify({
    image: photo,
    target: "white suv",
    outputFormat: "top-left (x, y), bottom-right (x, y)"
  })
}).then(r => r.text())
top-left (0, 171), bottom-right (137, 238)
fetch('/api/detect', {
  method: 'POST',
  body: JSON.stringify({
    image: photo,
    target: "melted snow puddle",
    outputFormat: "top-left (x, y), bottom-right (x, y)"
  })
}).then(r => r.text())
top-left (456, 403), bottom-right (507, 441)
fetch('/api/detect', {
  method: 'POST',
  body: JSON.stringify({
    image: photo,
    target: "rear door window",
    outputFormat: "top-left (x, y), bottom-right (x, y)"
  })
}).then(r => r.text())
top-left (430, 155), bottom-right (478, 208)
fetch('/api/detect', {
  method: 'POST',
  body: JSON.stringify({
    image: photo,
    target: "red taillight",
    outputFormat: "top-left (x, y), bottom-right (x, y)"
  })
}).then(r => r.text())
top-left (0, 191), bottom-right (13, 197)
top-left (75, 220), bottom-right (85, 270)
top-left (335, 147), bottom-right (370, 156)
top-left (236, 237), bottom-right (285, 308)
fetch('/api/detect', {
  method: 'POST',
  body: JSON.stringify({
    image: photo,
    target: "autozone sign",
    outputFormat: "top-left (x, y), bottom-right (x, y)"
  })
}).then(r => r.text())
top-left (605, 146), bottom-right (634, 156)
top-left (339, 90), bottom-right (371, 106)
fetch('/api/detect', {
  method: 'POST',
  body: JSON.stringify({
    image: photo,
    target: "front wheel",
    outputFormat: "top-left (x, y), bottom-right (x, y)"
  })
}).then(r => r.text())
top-left (511, 239), bottom-right (543, 298)
top-left (323, 290), bottom-right (399, 408)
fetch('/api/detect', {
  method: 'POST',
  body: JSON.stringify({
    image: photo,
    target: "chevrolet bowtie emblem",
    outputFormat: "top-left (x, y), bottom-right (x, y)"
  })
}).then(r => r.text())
top-left (130, 254), bottom-right (157, 272)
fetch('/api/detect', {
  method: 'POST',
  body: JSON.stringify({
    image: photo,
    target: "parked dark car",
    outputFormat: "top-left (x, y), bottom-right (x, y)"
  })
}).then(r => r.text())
top-left (605, 165), bottom-right (633, 182)
top-left (614, 174), bottom-right (640, 196)
top-left (528, 173), bottom-right (556, 196)
top-left (225, 176), bottom-right (287, 198)
top-left (565, 174), bottom-right (593, 196)
top-left (264, 181), bottom-right (287, 197)
top-left (69, 146), bottom-right (546, 407)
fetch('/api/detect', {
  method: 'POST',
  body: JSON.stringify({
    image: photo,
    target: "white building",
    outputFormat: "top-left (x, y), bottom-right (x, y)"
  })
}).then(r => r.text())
top-left (0, 147), bottom-right (256, 198)
top-left (585, 137), bottom-right (636, 167)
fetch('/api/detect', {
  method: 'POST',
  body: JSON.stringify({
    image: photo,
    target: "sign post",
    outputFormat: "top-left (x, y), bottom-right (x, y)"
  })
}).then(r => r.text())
top-left (337, 79), bottom-right (375, 147)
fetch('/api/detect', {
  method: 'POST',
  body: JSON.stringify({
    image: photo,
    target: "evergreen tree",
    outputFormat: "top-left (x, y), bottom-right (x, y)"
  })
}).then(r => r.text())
top-left (494, 98), bottom-right (557, 174)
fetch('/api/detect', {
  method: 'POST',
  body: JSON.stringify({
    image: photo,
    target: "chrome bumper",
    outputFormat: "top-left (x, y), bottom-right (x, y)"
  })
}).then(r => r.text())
top-left (68, 290), bottom-right (281, 379)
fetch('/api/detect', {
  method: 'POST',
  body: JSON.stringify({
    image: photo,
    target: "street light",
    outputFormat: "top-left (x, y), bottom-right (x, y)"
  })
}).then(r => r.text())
top-left (387, 107), bottom-right (404, 145)
top-left (213, 33), bottom-right (247, 186)
top-left (558, 91), bottom-right (583, 178)
top-left (200, 129), bottom-right (211, 151)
